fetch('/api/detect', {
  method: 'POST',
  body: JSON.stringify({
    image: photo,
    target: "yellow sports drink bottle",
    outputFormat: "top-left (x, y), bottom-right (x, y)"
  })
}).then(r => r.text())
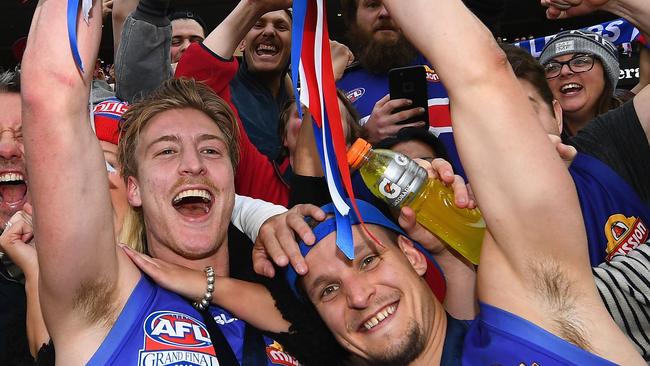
top-left (347, 138), bottom-right (485, 264)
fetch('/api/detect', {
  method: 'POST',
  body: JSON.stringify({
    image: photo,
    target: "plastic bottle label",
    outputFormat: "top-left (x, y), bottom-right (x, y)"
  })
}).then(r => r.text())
top-left (376, 153), bottom-right (427, 207)
top-left (378, 178), bottom-right (402, 199)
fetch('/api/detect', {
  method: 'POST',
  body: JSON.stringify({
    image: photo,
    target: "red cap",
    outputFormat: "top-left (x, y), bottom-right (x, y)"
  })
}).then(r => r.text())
top-left (93, 98), bottom-right (128, 145)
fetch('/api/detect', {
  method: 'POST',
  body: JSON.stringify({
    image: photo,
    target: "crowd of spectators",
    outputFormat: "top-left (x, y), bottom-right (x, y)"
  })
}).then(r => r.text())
top-left (0, 0), bottom-right (649, 365)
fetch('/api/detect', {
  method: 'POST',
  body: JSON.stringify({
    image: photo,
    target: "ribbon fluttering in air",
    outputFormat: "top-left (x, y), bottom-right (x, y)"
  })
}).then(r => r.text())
top-left (67, 0), bottom-right (93, 72)
top-left (291, 0), bottom-right (376, 260)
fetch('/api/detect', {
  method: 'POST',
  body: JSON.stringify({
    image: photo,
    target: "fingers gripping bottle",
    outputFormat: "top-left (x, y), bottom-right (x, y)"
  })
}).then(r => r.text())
top-left (347, 138), bottom-right (485, 264)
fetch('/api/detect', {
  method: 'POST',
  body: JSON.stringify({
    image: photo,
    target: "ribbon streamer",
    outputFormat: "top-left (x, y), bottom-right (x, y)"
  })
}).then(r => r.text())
top-left (291, 0), bottom-right (379, 259)
top-left (67, 0), bottom-right (93, 72)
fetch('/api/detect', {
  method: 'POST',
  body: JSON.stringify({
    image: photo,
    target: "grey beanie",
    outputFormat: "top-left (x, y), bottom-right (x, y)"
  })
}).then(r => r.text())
top-left (539, 30), bottom-right (620, 88)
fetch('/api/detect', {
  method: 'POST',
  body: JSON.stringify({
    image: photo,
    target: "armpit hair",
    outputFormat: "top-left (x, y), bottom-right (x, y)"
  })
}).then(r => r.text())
top-left (530, 259), bottom-right (592, 352)
top-left (73, 277), bottom-right (119, 329)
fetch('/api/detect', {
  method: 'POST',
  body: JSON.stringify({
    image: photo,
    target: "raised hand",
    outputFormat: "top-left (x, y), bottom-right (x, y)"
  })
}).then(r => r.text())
top-left (400, 157), bottom-right (476, 254)
top-left (102, 0), bottom-right (113, 18)
top-left (252, 203), bottom-right (326, 277)
top-left (0, 204), bottom-right (36, 280)
top-left (248, 0), bottom-right (293, 14)
top-left (330, 40), bottom-right (354, 80)
top-left (540, 0), bottom-right (611, 19)
top-left (547, 134), bottom-right (578, 167)
top-left (414, 157), bottom-right (477, 209)
top-left (365, 94), bottom-right (427, 144)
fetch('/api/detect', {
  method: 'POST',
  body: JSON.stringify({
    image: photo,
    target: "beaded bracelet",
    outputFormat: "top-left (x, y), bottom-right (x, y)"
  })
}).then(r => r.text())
top-left (193, 266), bottom-right (215, 311)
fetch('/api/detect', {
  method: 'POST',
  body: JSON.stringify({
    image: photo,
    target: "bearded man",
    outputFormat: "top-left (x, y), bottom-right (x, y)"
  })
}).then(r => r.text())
top-left (337, 0), bottom-right (464, 177)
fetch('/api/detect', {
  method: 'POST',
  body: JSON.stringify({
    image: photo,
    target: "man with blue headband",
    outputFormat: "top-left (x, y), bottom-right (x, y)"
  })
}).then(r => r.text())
top-left (284, 199), bottom-right (468, 364)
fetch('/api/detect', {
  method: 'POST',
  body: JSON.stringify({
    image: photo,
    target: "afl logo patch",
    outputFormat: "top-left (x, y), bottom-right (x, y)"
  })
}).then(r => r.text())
top-left (139, 311), bottom-right (218, 366)
top-left (144, 311), bottom-right (212, 348)
top-left (345, 88), bottom-right (365, 103)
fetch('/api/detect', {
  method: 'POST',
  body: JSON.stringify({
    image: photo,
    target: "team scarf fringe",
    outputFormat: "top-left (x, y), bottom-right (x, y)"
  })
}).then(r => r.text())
top-left (514, 18), bottom-right (640, 57)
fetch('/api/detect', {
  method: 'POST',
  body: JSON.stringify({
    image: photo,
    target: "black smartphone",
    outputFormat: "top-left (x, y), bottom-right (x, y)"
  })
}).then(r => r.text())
top-left (389, 65), bottom-right (429, 127)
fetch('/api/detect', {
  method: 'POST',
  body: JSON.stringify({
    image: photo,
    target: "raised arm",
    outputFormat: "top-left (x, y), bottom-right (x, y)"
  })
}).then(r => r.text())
top-left (114, 0), bottom-right (172, 103)
top-left (201, 0), bottom-right (291, 60)
top-left (383, 0), bottom-right (643, 363)
top-left (21, 0), bottom-right (138, 356)
top-left (382, 0), bottom-right (582, 279)
top-left (111, 0), bottom-right (139, 54)
top-left (542, 0), bottom-right (650, 31)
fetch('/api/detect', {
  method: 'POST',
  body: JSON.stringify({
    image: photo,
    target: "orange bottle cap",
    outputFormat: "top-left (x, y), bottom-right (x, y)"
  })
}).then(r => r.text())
top-left (347, 138), bottom-right (372, 169)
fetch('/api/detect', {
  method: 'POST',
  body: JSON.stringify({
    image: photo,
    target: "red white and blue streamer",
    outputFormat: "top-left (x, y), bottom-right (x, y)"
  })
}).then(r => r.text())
top-left (291, 0), bottom-right (374, 260)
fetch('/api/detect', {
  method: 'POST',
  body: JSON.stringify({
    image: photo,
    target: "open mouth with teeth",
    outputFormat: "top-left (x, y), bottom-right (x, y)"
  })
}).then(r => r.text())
top-left (255, 43), bottom-right (279, 57)
top-left (0, 172), bottom-right (27, 210)
top-left (560, 83), bottom-right (583, 95)
top-left (172, 189), bottom-right (213, 218)
top-left (361, 303), bottom-right (397, 332)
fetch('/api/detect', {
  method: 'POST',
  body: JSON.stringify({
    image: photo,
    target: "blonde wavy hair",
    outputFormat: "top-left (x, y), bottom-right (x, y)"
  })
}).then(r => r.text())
top-left (117, 78), bottom-right (240, 253)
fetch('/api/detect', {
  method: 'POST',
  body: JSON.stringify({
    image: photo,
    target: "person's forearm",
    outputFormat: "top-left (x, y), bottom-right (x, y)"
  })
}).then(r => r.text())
top-left (202, 0), bottom-right (269, 58)
top-left (232, 195), bottom-right (287, 242)
top-left (383, 0), bottom-right (501, 95)
top-left (24, 275), bottom-right (49, 357)
top-left (214, 278), bottom-right (290, 333)
top-left (382, 0), bottom-right (584, 274)
top-left (601, 0), bottom-right (650, 34)
top-left (22, 0), bottom-right (129, 327)
top-left (293, 111), bottom-right (323, 177)
top-left (432, 250), bottom-right (477, 320)
top-left (111, 0), bottom-right (140, 53)
top-left (114, 6), bottom-right (172, 103)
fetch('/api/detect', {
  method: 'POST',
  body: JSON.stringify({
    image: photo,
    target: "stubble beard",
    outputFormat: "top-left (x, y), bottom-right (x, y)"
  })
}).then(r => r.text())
top-left (368, 319), bottom-right (426, 366)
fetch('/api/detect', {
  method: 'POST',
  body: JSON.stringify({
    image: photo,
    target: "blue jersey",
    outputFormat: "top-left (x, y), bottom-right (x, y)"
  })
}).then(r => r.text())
top-left (338, 55), bottom-right (465, 178)
top-left (463, 303), bottom-right (617, 365)
top-left (87, 275), bottom-right (299, 366)
top-left (570, 153), bottom-right (650, 265)
top-left (441, 314), bottom-right (468, 365)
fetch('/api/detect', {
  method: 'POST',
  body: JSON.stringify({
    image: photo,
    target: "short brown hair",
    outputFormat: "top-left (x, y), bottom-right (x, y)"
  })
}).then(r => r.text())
top-left (118, 78), bottom-right (240, 183)
top-left (500, 44), bottom-right (555, 112)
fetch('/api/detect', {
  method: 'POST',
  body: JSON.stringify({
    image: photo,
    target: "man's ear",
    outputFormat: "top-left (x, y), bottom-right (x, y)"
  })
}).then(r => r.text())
top-left (552, 99), bottom-right (564, 134)
top-left (127, 176), bottom-right (142, 207)
top-left (397, 235), bottom-right (427, 276)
